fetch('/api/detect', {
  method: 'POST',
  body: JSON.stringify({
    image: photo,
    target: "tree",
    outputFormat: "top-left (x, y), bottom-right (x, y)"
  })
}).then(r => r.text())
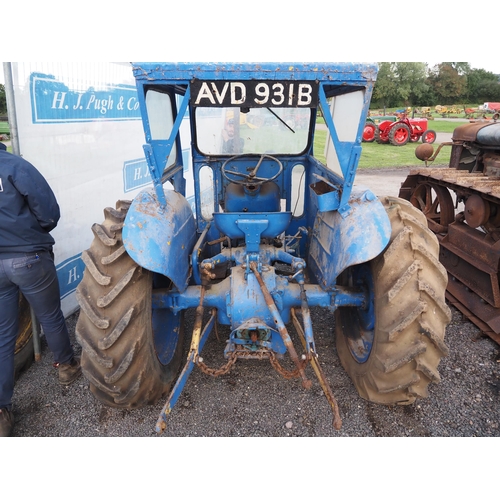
top-left (475, 80), bottom-right (500, 102)
top-left (442, 62), bottom-right (471, 76)
top-left (392, 62), bottom-right (429, 106)
top-left (372, 62), bottom-right (398, 108)
top-left (372, 62), bottom-right (429, 108)
top-left (0, 84), bottom-right (7, 115)
top-left (466, 68), bottom-right (499, 102)
top-left (427, 63), bottom-right (467, 104)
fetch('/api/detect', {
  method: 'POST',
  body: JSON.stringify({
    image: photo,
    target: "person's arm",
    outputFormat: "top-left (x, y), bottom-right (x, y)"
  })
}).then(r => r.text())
top-left (13, 159), bottom-right (61, 232)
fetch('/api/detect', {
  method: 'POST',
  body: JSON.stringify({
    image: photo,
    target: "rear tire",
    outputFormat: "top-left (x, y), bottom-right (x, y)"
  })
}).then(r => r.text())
top-left (335, 196), bottom-right (451, 405)
top-left (75, 200), bottom-right (185, 408)
top-left (374, 127), bottom-right (388, 144)
top-left (389, 124), bottom-right (411, 146)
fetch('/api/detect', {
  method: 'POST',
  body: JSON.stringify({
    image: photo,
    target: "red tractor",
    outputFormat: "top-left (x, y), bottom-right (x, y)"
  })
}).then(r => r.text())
top-left (375, 114), bottom-right (437, 146)
top-left (362, 115), bottom-right (397, 143)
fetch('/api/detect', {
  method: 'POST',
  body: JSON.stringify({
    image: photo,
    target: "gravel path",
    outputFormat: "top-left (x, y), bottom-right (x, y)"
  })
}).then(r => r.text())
top-left (8, 303), bottom-right (500, 437)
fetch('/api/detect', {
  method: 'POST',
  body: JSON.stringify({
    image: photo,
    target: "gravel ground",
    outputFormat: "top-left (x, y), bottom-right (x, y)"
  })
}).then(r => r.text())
top-left (7, 303), bottom-right (500, 438)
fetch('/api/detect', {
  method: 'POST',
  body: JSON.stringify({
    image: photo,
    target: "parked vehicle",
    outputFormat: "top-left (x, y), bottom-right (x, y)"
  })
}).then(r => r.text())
top-left (465, 103), bottom-right (500, 121)
top-left (376, 114), bottom-right (437, 146)
top-left (482, 102), bottom-right (500, 113)
top-left (399, 121), bottom-right (500, 345)
top-left (362, 115), bottom-right (397, 142)
top-left (75, 62), bottom-right (450, 432)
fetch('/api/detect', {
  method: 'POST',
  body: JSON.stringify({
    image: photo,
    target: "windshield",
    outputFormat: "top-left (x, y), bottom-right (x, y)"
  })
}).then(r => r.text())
top-left (195, 106), bottom-right (311, 155)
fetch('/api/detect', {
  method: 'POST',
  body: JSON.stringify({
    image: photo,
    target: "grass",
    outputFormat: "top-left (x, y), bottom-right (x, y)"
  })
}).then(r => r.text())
top-left (313, 116), bottom-right (464, 168)
top-left (357, 140), bottom-right (452, 169)
top-left (422, 120), bottom-right (465, 133)
top-left (313, 129), bottom-right (452, 169)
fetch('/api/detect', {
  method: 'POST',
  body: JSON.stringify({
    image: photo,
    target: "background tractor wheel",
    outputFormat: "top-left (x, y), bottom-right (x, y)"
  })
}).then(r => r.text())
top-left (362, 122), bottom-right (377, 142)
top-left (75, 200), bottom-right (185, 409)
top-left (335, 196), bottom-right (451, 405)
top-left (389, 124), bottom-right (411, 146)
top-left (421, 130), bottom-right (437, 144)
top-left (14, 294), bottom-right (34, 380)
top-left (374, 127), bottom-right (388, 144)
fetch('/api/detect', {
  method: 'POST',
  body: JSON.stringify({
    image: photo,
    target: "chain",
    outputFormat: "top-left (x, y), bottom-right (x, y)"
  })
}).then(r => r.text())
top-left (195, 347), bottom-right (310, 381)
top-left (196, 351), bottom-right (238, 377)
top-left (269, 352), bottom-right (310, 380)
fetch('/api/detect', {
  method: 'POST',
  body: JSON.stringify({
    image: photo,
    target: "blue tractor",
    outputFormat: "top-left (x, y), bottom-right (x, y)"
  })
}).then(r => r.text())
top-left (76, 63), bottom-right (451, 432)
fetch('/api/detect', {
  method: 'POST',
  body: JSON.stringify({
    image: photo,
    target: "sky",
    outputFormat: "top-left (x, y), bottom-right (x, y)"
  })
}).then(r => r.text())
top-left (3, 4), bottom-right (498, 80)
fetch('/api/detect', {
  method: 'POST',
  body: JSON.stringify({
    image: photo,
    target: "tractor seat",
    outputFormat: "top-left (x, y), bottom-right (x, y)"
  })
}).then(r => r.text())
top-left (213, 212), bottom-right (292, 252)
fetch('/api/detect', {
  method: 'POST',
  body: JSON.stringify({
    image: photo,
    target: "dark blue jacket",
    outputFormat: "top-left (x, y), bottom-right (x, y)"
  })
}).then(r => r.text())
top-left (0, 149), bottom-right (60, 256)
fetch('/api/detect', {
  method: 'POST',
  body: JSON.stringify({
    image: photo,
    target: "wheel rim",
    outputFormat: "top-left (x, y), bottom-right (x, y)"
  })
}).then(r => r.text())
top-left (393, 126), bottom-right (409, 144)
top-left (363, 124), bottom-right (376, 141)
top-left (153, 308), bottom-right (182, 365)
top-left (410, 183), bottom-right (454, 233)
top-left (152, 274), bottom-right (182, 365)
top-left (423, 131), bottom-right (436, 143)
top-left (338, 264), bottom-right (375, 363)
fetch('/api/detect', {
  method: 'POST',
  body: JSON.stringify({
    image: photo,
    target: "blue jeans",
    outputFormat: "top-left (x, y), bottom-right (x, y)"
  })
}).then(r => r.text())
top-left (0, 251), bottom-right (74, 409)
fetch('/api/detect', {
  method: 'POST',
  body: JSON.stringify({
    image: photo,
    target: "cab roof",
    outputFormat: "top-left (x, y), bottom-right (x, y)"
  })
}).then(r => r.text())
top-left (131, 62), bottom-right (378, 96)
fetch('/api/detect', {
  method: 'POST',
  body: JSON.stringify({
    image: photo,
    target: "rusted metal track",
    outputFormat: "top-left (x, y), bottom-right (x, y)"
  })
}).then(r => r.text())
top-left (401, 168), bottom-right (500, 201)
top-left (445, 281), bottom-right (500, 344)
top-left (400, 168), bottom-right (500, 345)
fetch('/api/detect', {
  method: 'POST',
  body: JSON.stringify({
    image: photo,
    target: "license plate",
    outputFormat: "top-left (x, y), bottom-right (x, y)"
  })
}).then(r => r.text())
top-left (191, 79), bottom-right (318, 108)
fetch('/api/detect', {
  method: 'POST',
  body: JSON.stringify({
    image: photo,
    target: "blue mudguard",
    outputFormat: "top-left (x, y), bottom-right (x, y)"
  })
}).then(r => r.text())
top-left (308, 186), bottom-right (391, 290)
top-left (123, 187), bottom-right (196, 293)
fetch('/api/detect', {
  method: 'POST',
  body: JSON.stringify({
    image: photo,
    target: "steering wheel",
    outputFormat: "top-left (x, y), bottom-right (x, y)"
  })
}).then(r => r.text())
top-left (221, 154), bottom-right (283, 186)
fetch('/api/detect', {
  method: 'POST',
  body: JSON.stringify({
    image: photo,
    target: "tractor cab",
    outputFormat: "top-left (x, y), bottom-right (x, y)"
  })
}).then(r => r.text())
top-left (126, 63), bottom-right (385, 275)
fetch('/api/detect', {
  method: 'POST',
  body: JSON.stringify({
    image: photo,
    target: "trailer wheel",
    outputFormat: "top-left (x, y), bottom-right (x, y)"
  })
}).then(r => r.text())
top-left (14, 294), bottom-right (34, 380)
top-left (421, 130), bottom-right (437, 144)
top-left (75, 200), bottom-right (185, 409)
top-left (388, 124), bottom-right (411, 146)
top-left (335, 196), bottom-right (451, 405)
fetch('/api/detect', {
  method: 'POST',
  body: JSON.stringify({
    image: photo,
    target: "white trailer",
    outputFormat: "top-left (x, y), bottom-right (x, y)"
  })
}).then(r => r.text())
top-left (4, 62), bottom-right (193, 317)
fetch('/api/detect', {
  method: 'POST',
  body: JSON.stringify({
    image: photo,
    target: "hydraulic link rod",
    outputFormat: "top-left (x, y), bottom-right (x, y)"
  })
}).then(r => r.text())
top-left (155, 287), bottom-right (214, 433)
top-left (249, 261), bottom-right (312, 389)
top-left (299, 282), bottom-right (315, 354)
top-left (190, 285), bottom-right (206, 355)
top-left (291, 308), bottom-right (342, 430)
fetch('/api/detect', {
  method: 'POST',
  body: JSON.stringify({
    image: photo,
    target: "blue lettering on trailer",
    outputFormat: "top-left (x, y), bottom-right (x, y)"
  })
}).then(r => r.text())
top-left (123, 148), bottom-right (190, 192)
top-left (30, 73), bottom-right (142, 124)
top-left (123, 158), bottom-right (151, 192)
top-left (56, 254), bottom-right (85, 299)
